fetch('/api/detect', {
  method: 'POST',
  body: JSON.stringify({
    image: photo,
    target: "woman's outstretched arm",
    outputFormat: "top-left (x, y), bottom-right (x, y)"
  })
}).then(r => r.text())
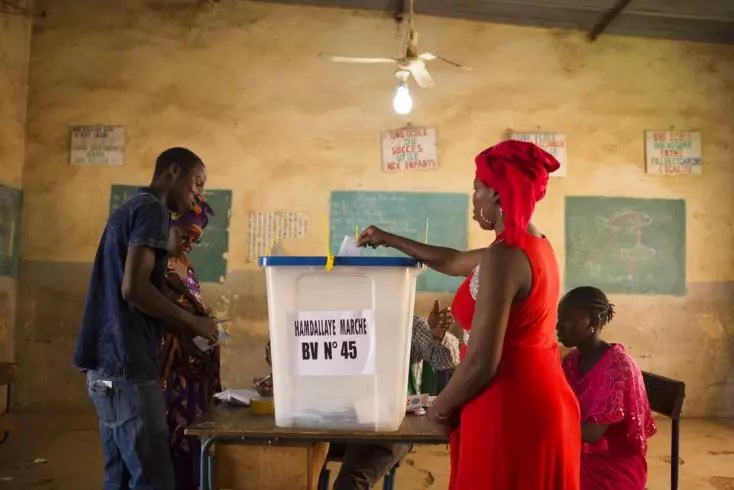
top-left (358, 226), bottom-right (485, 277)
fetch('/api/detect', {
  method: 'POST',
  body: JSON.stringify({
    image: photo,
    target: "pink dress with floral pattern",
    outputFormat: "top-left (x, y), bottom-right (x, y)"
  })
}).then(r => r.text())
top-left (562, 344), bottom-right (657, 490)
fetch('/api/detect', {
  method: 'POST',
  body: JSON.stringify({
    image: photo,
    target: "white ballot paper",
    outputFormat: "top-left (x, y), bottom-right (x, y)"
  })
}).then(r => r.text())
top-left (193, 330), bottom-right (230, 352)
top-left (213, 388), bottom-right (260, 406)
top-left (338, 236), bottom-right (362, 257)
top-left (269, 240), bottom-right (289, 256)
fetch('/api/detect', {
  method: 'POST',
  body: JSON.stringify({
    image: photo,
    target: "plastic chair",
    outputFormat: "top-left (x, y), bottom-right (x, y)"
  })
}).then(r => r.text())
top-left (642, 371), bottom-right (686, 490)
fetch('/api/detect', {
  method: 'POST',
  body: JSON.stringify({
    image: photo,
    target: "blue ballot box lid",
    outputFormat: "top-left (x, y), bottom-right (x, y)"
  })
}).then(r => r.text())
top-left (258, 256), bottom-right (421, 268)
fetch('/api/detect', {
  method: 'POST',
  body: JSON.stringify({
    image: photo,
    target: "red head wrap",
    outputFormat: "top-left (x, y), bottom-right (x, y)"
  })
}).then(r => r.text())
top-left (474, 140), bottom-right (560, 246)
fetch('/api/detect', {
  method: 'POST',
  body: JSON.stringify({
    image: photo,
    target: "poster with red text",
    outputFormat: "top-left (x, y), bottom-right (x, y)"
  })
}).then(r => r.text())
top-left (645, 130), bottom-right (702, 175)
top-left (381, 127), bottom-right (437, 172)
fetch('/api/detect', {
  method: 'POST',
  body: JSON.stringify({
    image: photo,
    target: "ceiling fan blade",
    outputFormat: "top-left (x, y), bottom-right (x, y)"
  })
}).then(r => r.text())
top-left (319, 53), bottom-right (398, 64)
top-left (433, 54), bottom-right (474, 71)
top-left (408, 60), bottom-right (435, 88)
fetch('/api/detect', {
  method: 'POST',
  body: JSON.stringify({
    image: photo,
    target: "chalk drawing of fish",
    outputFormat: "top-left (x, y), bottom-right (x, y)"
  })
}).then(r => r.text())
top-left (620, 242), bottom-right (657, 262)
top-left (596, 210), bottom-right (653, 233)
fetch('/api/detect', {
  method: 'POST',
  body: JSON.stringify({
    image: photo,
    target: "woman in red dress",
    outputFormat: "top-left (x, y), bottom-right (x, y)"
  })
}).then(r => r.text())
top-left (359, 140), bottom-right (580, 489)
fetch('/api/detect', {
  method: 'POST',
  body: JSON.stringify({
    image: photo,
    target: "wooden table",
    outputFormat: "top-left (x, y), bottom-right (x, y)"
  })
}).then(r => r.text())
top-left (186, 405), bottom-right (448, 490)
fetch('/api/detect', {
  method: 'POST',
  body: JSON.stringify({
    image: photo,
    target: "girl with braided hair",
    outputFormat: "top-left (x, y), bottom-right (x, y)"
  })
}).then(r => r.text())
top-left (556, 286), bottom-right (657, 490)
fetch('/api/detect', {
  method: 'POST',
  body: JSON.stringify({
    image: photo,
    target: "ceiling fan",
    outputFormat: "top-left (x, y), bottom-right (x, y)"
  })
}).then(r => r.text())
top-left (319, 0), bottom-right (473, 89)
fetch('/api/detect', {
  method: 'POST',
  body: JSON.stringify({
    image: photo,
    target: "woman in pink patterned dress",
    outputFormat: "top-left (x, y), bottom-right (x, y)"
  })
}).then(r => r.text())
top-left (556, 286), bottom-right (657, 490)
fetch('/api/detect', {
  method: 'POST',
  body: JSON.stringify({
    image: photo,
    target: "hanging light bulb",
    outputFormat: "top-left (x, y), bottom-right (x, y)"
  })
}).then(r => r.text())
top-left (392, 71), bottom-right (413, 115)
top-left (393, 82), bottom-right (413, 115)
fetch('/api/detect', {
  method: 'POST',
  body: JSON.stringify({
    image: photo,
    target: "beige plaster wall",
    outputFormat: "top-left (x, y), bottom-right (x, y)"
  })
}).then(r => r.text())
top-left (14, 0), bottom-right (734, 416)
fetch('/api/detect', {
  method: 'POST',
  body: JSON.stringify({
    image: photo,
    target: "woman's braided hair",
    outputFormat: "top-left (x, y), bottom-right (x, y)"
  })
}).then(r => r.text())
top-left (563, 286), bottom-right (615, 328)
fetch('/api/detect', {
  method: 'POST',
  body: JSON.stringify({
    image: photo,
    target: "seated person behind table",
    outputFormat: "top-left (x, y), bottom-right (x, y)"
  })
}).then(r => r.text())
top-left (556, 286), bottom-right (656, 490)
top-left (332, 300), bottom-right (459, 490)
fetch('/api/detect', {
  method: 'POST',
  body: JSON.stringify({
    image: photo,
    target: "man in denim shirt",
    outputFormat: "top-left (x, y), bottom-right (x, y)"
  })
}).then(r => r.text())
top-left (73, 147), bottom-right (219, 490)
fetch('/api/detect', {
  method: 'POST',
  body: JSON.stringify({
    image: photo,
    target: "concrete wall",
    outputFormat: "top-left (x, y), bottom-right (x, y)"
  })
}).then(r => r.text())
top-left (17, 0), bottom-right (734, 416)
top-left (0, 4), bottom-right (32, 366)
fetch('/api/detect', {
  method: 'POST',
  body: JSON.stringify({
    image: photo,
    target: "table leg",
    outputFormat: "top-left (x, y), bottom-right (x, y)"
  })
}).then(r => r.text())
top-left (200, 436), bottom-right (217, 490)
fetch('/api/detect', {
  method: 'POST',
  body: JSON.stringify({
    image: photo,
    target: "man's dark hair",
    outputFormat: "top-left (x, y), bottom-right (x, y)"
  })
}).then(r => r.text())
top-left (153, 147), bottom-right (203, 179)
top-left (562, 286), bottom-right (615, 328)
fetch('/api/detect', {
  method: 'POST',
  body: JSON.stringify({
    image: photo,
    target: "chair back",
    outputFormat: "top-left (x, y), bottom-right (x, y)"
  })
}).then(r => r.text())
top-left (642, 371), bottom-right (685, 419)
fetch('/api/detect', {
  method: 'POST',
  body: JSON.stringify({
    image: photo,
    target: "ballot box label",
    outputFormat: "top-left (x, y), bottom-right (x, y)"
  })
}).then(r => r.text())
top-left (289, 310), bottom-right (375, 376)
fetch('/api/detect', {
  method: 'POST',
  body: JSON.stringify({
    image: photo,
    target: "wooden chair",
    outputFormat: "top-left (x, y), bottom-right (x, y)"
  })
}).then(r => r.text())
top-left (642, 371), bottom-right (685, 490)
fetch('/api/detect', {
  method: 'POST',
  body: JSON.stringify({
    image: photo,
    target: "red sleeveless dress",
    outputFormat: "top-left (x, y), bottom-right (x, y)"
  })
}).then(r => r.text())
top-left (449, 235), bottom-right (581, 489)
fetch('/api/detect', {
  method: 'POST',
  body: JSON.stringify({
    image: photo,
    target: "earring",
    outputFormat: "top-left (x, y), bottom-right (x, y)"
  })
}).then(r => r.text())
top-left (480, 208), bottom-right (493, 226)
top-left (590, 327), bottom-right (595, 334)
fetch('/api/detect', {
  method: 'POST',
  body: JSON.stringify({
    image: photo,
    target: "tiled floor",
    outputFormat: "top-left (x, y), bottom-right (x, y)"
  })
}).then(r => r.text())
top-left (0, 412), bottom-right (732, 489)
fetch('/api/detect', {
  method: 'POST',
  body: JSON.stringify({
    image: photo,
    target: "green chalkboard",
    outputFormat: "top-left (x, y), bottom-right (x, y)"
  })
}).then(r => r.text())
top-left (109, 185), bottom-right (231, 283)
top-left (0, 183), bottom-right (22, 278)
top-left (109, 185), bottom-right (139, 216)
top-left (330, 191), bottom-right (469, 292)
top-left (565, 196), bottom-right (686, 295)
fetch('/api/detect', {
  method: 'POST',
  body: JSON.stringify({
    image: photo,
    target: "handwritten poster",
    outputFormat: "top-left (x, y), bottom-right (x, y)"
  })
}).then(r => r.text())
top-left (70, 125), bottom-right (126, 166)
top-left (290, 310), bottom-right (376, 376)
top-left (645, 130), bottom-right (702, 175)
top-left (510, 132), bottom-right (567, 177)
top-left (247, 212), bottom-right (308, 262)
top-left (381, 127), bottom-right (437, 171)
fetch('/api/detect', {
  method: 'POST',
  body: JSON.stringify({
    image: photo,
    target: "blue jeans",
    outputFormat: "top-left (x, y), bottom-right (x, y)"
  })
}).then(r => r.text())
top-left (86, 370), bottom-right (174, 490)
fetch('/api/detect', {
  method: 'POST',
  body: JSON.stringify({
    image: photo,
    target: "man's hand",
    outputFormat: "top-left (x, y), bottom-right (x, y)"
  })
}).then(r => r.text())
top-left (427, 300), bottom-right (452, 341)
top-left (189, 316), bottom-right (219, 343)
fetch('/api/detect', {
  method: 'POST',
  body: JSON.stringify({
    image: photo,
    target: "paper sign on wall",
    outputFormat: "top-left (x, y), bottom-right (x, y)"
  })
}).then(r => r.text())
top-left (70, 125), bottom-right (126, 166)
top-left (510, 132), bottom-right (567, 177)
top-left (645, 130), bottom-right (702, 175)
top-left (247, 212), bottom-right (308, 262)
top-left (381, 127), bottom-right (437, 171)
top-left (290, 310), bottom-right (375, 376)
